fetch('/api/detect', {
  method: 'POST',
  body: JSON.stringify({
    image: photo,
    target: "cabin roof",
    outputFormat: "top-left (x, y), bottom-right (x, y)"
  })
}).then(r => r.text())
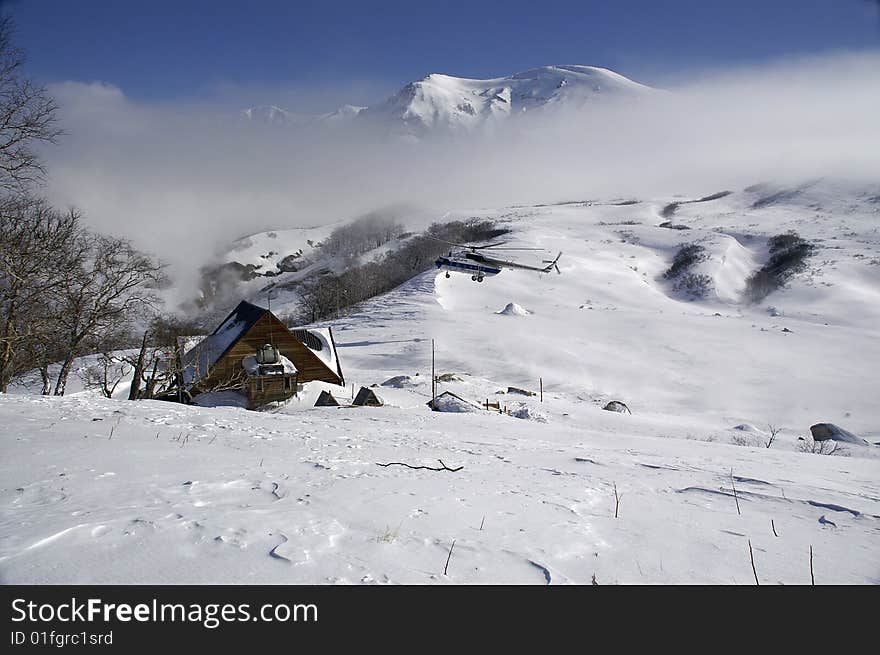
top-left (181, 301), bottom-right (268, 384)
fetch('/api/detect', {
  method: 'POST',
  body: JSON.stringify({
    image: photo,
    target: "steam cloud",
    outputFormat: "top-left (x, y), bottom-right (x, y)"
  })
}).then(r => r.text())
top-left (41, 50), bottom-right (880, 300)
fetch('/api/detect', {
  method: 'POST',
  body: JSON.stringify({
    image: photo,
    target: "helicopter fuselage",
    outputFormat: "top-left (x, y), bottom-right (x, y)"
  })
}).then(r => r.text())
top-left (434, 254), bottom-right (502, 281)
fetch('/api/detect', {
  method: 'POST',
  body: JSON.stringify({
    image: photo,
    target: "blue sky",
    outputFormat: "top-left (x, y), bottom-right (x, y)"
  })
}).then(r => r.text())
top-left (2, 0), bottom-right (878, 109)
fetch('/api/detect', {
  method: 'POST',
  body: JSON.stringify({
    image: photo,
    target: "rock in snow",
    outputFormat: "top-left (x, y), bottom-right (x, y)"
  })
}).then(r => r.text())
top-left (602, 401), bottom-right (632, 414)
top-left (380, 375), bottom-right (421, 388)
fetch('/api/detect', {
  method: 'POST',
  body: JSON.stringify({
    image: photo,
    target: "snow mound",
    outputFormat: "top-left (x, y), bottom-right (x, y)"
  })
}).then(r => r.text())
top-left (496, 303), bottom-right (531, 316)
top-left (509, 402), bottom-right (547, 422)
top-left (732, 423), bottom-right (762, 432)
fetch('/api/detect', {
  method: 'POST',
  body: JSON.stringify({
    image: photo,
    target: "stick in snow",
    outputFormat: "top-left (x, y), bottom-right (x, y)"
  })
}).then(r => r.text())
top-left (376, 459), bottom-right (463, 472)
top-left (771, 519), bottom-right (778, 537)
top-left (748, 539), bottom-right (759, 585)
top-left (730, 469), bottom-right (741, 516)
top-left (444, 539), bottom-right (456, 576)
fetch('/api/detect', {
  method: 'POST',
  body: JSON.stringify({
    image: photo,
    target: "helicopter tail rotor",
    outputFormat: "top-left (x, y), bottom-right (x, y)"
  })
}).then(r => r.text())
top-left (542, 252), bottom-right (562, 274)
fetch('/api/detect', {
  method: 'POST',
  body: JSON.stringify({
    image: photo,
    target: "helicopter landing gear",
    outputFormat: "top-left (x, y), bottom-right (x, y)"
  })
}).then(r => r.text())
top-left (445, 272), bottom-right (450, 278)
top-left (477, 275), bottom-right (484, 282)
top-left (471, 275), bottom-right (477, 281)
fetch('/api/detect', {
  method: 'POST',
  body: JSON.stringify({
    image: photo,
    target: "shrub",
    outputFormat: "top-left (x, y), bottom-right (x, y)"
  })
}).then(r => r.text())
top-left (745, 231), bottom-right (814, 303)
top-left (664, 243), bottom-right (706, 280)
top-left (674, 273), bottom-right (712, 298)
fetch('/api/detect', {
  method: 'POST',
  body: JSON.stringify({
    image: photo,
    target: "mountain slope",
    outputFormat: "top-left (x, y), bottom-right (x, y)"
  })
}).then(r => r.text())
top-left (3, 181), bottom-right (879, 584)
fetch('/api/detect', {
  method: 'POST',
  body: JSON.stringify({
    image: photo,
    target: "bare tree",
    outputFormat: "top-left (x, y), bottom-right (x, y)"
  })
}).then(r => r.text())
top-left (0, 196), bottom-right (83, 392)
top-left (52, 233), bottom-right (165, 395)
top-left (82, 352), bottom-right (132, 398)
top-left (0, 16), bottom-right (60, 190)
top-left (766, 424), bottom-right (781, 449)
top-left (797, 438), bottom-right (838, 455)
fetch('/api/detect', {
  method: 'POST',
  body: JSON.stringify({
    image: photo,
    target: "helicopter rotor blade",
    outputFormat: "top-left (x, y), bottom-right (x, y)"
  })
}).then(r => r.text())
top-left (484, 247), bottom-right (544, 251)
top-left (426, 236), bottom-right (469, 248)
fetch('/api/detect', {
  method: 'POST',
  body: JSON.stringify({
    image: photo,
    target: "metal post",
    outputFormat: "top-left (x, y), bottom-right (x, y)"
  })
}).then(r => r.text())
top-left (431, 339), bottom-right (436, 407)
top-left (540, 377), bottom-right (543, 402)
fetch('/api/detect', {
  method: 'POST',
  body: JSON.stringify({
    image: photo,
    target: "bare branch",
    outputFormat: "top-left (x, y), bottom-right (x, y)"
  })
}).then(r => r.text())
top-left (376, 459), bottom-right (463, 472)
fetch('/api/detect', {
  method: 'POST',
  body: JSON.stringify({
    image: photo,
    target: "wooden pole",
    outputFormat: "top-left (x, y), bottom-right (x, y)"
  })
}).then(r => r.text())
top-left (444, 539), bottom-right (456, 576)
top-left (748, 539), bottom-right (759, 585)
top-left (730, 469), bottom-right (741, 516)
top-left (810, 545), bottom-right (815, 585)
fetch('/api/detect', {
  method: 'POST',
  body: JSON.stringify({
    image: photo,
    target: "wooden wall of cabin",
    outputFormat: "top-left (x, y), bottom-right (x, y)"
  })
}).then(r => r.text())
top-left (193, 312), bottom-right (341, 393)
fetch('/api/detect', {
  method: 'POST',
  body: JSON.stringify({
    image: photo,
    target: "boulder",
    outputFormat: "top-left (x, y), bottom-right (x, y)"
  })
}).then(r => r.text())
top-left (809, 423), bottom-right (869, 446)
top-left (602, 400), bottom-right (631, 414)
top-left (277, 252), bottom-right (303, 272)
top-left (507, 386), bottom-right (536, 396)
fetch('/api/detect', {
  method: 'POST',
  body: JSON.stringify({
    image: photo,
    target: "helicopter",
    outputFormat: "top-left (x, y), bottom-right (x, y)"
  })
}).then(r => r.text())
top-left (432, 238), bottom-right (562, 282)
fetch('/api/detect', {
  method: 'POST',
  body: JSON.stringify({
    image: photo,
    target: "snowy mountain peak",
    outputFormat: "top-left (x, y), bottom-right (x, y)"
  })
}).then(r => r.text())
top-left (241, 66), bottom-right (652, 136)
top-left (359, 64), bottom-right (654, 135)
top-left (241, 105), bottom-right (295, 125)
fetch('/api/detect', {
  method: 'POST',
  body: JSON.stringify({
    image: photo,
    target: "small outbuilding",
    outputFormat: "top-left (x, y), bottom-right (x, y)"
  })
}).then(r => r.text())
top-left (314, 390), bottom-right (341, 407)
top-left (352, 386), bottom-right (383, 407)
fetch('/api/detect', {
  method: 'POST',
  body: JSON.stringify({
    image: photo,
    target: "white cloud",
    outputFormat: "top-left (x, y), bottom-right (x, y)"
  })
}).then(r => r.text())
top-left (39, 50), bottom-right (880, 301)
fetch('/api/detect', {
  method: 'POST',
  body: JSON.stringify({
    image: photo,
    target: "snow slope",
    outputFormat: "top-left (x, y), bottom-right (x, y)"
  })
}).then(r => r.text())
top-left (1, 180), bottom-right (878, 584)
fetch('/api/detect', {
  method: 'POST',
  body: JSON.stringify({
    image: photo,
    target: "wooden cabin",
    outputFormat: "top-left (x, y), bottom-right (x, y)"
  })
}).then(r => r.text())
top-left (181, 300), bottom-right (344, 409)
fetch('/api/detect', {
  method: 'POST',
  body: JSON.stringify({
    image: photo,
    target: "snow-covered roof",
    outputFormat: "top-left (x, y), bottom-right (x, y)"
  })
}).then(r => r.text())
top-left (289, 326), bottom-right (343, 383)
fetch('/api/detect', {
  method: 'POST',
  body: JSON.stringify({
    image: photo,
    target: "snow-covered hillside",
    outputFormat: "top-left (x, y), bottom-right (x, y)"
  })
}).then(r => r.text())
top-left (242, 65), bottom-right (653, 136)
top-left (1, 179), bottom-right (878, 584)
